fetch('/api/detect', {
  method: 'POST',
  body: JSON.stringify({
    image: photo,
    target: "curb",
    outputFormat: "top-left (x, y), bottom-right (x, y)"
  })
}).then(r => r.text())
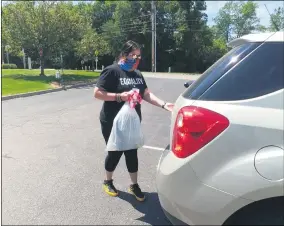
top-left (2, 81), bottom-right (97, 101)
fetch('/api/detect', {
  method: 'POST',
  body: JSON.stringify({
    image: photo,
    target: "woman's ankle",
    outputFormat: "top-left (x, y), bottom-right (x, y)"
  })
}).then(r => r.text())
top-left (106, 170), bottom-right (114, 181)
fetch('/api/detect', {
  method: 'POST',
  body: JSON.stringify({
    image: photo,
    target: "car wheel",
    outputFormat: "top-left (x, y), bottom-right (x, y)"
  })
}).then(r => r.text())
top-left (224, 197), bottom-right (284, 225)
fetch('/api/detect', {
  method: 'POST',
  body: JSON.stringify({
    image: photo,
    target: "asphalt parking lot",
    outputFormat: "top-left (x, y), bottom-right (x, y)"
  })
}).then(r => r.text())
top-left (2, 75), bottom-right (191, 225)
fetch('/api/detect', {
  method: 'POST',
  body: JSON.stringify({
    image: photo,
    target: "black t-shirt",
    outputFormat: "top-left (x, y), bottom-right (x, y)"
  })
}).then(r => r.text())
top-left (96, 64), bottom-right (148, 123)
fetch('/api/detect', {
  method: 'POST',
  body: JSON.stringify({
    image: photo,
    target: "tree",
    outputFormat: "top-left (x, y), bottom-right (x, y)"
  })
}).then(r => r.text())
top-left (269, 7), bottom-right (284, 31)
top-left (2, 1), bottom-right (85, 75)
top-left (172, 0), bottom-right (208, 72)
top-left (100, 1), bottom-right (152, 65)
top-left (256, 24), bottom-right (268, 32)
top-left (75, 28), bottom-right (110, 71)
top-left (91, 1), bottom-right (117, 34)
top-left (101, 20), bottom-right (125, 60)
top-left (89, 0), bottom-right (219, 72)
top-left (233, 1), bottom-right (260, 37)
top-left (2, 12), bottom-right (23, 62)
top-left (213, 1), bottom-right (234, 42)
top-left (214, 1), bottom-right (260, 41)
top-left (195, 25), bottom-right (229, 72)
top-left (3, 0), bottom-right (253, 73)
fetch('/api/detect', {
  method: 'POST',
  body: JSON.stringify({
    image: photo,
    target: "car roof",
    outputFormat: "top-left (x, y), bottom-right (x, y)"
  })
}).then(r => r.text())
top-left (228, 31), bottom-right (284, 48)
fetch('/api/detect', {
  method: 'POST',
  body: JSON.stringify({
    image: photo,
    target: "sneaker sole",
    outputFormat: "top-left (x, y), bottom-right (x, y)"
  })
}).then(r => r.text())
top-left (103, 184), bottom-right (119, 197)
top-left (128, 188), bottom-right (145, 202)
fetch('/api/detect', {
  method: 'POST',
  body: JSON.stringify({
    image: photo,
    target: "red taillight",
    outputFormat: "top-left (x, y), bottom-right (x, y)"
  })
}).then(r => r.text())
top-left (172, 106), bottom-right (229, 158)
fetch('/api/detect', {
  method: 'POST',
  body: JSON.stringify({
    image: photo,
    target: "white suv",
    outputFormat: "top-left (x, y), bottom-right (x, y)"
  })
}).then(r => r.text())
top-left (156, 31), bottom-right (284, 225)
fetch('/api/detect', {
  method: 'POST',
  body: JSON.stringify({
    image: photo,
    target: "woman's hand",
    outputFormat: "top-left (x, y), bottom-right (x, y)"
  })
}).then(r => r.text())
top-left (120, 92), bottom-right (132, 102)
top-left (164, 103), bottom-right (174, 112)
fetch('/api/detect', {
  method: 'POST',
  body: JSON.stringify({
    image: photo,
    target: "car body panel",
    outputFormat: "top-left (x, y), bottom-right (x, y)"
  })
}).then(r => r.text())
top-left (157, 31), bottom-right (284, 225)
top-left (173, 90), bottom-right (284, 201)
top-left (255, 146), bottom-right (284, 181)
top-left (156, 148), bottom-right (252, 225)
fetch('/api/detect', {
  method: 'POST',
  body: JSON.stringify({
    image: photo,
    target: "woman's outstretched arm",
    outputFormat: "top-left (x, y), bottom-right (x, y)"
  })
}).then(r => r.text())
top-left (143, 88), bottom-right (174, 112)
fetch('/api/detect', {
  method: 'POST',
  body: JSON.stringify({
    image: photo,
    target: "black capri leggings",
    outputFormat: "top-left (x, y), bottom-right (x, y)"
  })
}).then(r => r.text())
top-left (101, 120), bottom-right (138, 173)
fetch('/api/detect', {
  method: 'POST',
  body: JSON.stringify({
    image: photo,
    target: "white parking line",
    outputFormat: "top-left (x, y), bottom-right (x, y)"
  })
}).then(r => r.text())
top-left (142, 145), bottom-right (165, 151)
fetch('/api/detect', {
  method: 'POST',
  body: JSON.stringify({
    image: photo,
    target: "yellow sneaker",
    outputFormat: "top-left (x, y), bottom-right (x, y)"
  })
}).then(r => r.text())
top-left (128, 184), bottom-right (145, 202)
top-left (103, 180), bottom-right (119, 197)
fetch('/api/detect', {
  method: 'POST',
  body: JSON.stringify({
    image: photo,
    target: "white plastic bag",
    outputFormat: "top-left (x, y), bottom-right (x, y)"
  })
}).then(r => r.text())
top-left (106, 90), bottom-right (144, 151)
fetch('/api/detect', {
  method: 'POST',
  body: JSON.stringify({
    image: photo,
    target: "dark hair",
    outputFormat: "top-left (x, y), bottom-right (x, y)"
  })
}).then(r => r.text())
top-left (118, 40), bottom-right (140, 59)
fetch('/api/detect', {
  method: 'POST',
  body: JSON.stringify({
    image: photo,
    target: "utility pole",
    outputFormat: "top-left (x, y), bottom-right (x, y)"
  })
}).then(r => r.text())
top-left (151, 0), bottom-right (157, 72)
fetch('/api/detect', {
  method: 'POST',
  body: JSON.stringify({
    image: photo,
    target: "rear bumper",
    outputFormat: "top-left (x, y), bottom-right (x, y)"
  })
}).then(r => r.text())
top-left (156, 146), bottom-right (252, 225)
top-left (162, 208), bottom-right (188, 225)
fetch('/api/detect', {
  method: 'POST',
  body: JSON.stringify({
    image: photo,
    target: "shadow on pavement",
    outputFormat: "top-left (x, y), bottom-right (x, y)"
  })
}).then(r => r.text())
top-left (118, 190), bottom-right (171, 225)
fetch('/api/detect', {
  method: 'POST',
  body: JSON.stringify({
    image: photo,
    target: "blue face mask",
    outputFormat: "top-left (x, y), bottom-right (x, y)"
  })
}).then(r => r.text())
top-left (118, 58), bottom-right (136, 71)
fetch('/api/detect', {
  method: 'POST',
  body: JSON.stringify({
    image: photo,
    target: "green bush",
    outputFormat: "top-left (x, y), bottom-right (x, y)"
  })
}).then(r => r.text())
top-left (2, 64), bottom-right (18, 69)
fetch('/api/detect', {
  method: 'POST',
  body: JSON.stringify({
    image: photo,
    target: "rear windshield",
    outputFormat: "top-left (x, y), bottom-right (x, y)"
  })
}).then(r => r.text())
top-left (201, 42), bottom-right (284, 101)
top-left (182, 42), bottom-right (260, 99)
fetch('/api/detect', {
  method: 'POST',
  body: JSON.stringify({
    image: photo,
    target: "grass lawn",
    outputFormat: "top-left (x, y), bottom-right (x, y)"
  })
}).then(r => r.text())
top-left (1, 69), bottom-right (100, 96)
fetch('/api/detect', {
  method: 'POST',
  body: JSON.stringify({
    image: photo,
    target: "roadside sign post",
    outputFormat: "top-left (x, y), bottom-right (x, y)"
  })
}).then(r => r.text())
top-left (60, 54), bottom-right (63, 74)
top-left (22, 48), bottom-right (26, 69)
top-left (81, 60), bottom-right (84, 70)
top-left (95, 50), bottom-right (99, 71)
top-left (55, 70), bottom-right (61, 79)
top-left (28, 57), bottom-right (32, 69)
top-left (95, 57), bottom-right (98, 71)
top-left (39, 48), bottom-right (44, 76)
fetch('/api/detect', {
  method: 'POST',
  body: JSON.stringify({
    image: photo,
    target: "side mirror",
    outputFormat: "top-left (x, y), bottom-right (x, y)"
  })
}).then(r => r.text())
top-left (184, 81), bottom-right (193, 88)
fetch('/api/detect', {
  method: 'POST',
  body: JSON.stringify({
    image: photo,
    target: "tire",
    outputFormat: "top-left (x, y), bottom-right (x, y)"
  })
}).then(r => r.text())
top-left (224, 197), bottom-right (284, 225)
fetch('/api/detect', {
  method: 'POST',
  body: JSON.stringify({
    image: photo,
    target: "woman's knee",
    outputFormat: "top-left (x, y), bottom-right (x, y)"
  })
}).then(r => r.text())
top-left (105, 151), bottom-right (123, 172)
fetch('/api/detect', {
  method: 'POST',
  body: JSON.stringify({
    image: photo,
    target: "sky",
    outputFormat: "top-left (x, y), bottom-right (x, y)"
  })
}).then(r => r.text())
top-left (205, 1), bottom-right (283, 27)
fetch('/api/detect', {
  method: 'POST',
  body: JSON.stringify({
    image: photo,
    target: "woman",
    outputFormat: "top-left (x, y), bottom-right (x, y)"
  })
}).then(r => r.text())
top-left (94, 40), bottom-right (174, 202)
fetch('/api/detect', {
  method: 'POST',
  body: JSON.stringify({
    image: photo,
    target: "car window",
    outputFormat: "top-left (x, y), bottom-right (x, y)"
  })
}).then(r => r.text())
top-left (183, 43), bottom-right (260, 99)
top-left (201, 42), bottom-right (284, 101)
